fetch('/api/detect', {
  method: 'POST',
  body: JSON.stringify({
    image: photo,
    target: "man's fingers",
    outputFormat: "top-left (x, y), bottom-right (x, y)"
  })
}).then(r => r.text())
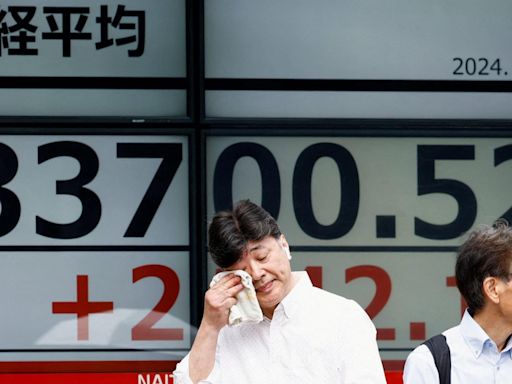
top-left (224, 297), bottom-right (237, 308)
top-left (206, 275), bottom-right (244, 305)
top-left (214, 273), bottom-right (242, 290)
top-left (225, 283), bottom-right (244, 297)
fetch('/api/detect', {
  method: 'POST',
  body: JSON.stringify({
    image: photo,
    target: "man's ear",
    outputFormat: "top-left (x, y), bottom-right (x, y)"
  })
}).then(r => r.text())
top-left (280, 235), bottom-right (291, 260)
top-left (482, 276), bottom-right (501, 304)
top-left (279, 234), bottom-right (289, 248)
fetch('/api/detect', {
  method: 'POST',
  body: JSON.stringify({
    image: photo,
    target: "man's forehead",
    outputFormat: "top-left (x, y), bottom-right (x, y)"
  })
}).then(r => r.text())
top-left (246, 238), bottom-right (275, 254)
top-left (224, 246), bottom-right (262, 270)
top-left (243, 244), bottom-right (264, 257)
top-left (223, 239), bottom-right (275, 270)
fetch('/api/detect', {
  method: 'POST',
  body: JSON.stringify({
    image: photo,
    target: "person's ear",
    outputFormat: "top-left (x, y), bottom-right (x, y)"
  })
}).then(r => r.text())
top-left (279, 235), bottom-right (291, 260)
top-left (482, 276), bottom-right (501, 304)
top-left (285, 247), bottom-right (292, 260)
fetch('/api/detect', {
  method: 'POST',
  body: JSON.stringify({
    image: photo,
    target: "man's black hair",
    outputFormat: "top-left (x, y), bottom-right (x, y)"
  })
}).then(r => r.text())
top-left (208, 200), bottom-right (281, 268)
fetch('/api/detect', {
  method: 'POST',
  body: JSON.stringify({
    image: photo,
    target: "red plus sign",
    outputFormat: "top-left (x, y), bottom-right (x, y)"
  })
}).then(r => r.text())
top-left (52, 275), bottom-right (114, 340)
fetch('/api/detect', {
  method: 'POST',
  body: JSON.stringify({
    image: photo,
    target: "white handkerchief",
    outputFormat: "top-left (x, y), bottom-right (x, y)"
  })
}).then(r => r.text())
top-left (210, 270), bottom-right (263, 326)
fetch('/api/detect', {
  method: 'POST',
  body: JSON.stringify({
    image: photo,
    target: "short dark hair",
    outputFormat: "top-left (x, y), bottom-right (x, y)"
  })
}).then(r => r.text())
top-left (456, 219), bottom-right (512, 314)
top-left (208, 200), bottom-right (282, 268)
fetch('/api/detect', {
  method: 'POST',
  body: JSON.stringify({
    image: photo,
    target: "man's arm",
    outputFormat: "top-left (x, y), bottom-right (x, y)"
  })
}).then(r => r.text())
top-left (403, 344), bottom-right (440, 384)
top-left (177, 274), bottom-right (243, 384)
top-left (187, 323), bottom-right (222, 382)
top-left (340, 301), bottom-right (386, 384)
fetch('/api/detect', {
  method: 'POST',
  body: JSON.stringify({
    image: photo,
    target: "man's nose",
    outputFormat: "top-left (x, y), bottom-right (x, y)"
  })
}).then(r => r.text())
top-left (248, 261), bottom-right (264, 280)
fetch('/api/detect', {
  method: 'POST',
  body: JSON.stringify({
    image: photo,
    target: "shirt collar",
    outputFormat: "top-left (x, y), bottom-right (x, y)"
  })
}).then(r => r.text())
top-left (276, 271), bottom-right (312, 319)
top-left (505, 337), bottom-right (512, 357)
top-left (500, 331), bottom-right (512, 357)
top-left (460, 309), bottom-right (512, 358)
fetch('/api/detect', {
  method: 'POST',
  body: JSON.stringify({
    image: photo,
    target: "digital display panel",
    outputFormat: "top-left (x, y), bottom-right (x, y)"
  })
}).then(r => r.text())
top-left (0, 0), bottom-right (187, 117)
top-left (0, 135), bottom-right (191, 363)
top-left (205, 0), bottom-right (512, 118)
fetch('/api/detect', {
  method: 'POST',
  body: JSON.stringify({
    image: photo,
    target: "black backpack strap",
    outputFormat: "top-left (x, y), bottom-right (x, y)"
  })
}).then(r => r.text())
top-left (423, 334), bottom-right (451, 384)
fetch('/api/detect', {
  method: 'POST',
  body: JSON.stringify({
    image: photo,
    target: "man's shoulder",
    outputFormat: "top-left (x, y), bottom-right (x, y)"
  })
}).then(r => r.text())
top-left (308, 285), bottom-right (349, 301)
top-left (403, 344), bottom-right (438, 384)
top-left (406, 343), bottom-right (434, 366)
top-left (305, 286), bottom-right (368, 318)
top-left (405, 325), bottom-right (459, 373)
top-left (436, 322), bottom-right (464, 355)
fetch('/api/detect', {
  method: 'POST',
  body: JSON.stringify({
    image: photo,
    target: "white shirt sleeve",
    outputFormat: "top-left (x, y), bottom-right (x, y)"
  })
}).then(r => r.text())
top-left (172, 353), bottom-right (195, 384)
top-left (172, 352), bottom-right (220, 384)
top-left (403, 344), bottom-right (440, 384)
top-left (341, 301), bottom-right (387, 384)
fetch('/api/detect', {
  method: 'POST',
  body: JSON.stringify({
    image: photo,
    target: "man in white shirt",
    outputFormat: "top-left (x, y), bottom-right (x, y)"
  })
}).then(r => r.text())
top-left (173, 200), bottom-right (386, 384)
top-left (403, 220), bottom-right (512, 384)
